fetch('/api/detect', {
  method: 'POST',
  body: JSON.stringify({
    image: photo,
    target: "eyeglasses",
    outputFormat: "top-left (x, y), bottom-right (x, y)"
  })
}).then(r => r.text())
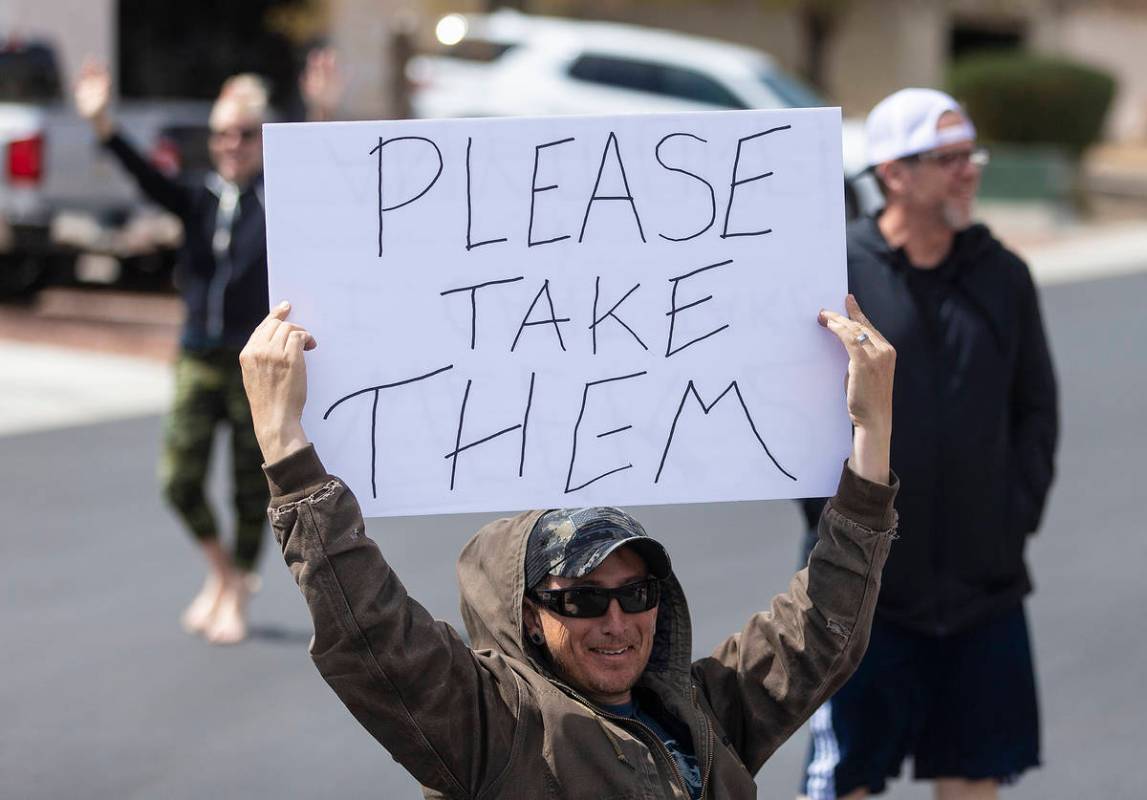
top-left (530, 577), bottom-right (661, 619)
top-left (903, 146), bottom-right (990, 170)
top-left (902, 146), bottom-right (990, 170)
top-left (210, 126), bottom-right (261, 144)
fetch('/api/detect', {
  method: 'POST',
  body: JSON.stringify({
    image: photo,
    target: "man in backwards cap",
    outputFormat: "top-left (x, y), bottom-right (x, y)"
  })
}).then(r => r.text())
top-left (239, 294), bottom-right (898, 798)
top-left (798, 89), bottom-right (1059, 800)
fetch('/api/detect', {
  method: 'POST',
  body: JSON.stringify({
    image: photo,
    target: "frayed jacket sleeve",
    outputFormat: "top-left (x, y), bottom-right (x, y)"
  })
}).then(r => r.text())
top-left (692, 462), bottom-right (897, 774)
top-left (265, 446), bottom-right (519, 799)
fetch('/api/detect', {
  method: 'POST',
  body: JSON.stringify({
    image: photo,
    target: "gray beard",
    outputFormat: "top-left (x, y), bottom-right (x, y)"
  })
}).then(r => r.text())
top-left (942, 200), bottom-right (974, 231)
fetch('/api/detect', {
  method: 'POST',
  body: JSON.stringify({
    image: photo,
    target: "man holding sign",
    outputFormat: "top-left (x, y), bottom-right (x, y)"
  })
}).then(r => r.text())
top-left (239, 289), bottom-right (895, 799)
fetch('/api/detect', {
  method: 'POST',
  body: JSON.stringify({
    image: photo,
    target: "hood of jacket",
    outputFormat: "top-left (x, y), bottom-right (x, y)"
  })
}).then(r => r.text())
top-left (455, 509), bottom-right (696, 698)
top-left (849, 214), bottom-right (1000, 277)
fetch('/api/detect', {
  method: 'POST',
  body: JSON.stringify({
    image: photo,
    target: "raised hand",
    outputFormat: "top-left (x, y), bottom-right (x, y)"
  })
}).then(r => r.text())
top-left (239, 301), bottom-right (318, 464)
top-left (300, 47), bottom-right (345, 122)
top-left (818, 294), bottom-right (896, 484)
top-left (74, 59), bottom-right (115, 140)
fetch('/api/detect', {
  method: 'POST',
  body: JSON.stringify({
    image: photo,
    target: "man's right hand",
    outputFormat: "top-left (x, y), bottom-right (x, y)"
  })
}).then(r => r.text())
top-left (74, 60), bottom-right (116, 142)
top-left (240, 301), bottom-right (317, 465)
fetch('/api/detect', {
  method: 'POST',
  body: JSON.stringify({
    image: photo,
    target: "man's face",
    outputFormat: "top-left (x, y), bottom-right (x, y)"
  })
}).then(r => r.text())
top-left (525, 547), bottom-right (658, 706)
top-left (208, 99), bottom-right (263, 185)
top-left (886, 111), bottom-right (983, 230)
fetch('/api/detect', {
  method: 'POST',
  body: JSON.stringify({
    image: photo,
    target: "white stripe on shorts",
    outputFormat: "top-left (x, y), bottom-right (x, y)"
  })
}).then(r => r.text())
top-left (804, 701), bottom-right (840, 800)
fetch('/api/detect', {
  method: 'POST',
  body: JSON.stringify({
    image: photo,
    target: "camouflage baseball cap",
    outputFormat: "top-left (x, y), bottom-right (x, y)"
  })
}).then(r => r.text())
top-left (524, 507), bottom-right (672, 590)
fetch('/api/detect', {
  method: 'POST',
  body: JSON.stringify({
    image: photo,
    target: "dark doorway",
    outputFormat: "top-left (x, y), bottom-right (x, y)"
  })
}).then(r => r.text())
top-left (117, 0), bottom-right (305, 108)
top-left (950, 18), bottom-right (1027, 61)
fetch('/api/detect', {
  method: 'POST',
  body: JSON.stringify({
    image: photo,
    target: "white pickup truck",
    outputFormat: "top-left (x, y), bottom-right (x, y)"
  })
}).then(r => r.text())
top-left (0, 37), bottom-right (210, 296)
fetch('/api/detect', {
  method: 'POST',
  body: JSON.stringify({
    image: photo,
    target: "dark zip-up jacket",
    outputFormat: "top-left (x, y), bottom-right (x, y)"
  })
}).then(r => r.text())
top-left (104, 132), bottom-right (269, 351)
top-left (266, 445), bottom-right (898, 798)
top-left (803, 215), bottom-right (1058, 635)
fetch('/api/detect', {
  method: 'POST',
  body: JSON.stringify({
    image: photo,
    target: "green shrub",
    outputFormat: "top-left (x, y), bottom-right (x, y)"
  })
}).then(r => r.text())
top-left (946, 53), bottom-right (1116, 154)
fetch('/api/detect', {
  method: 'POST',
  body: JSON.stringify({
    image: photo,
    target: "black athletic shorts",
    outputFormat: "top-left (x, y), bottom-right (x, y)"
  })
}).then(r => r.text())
top-left (800, 604), bottom-right (1040, 798)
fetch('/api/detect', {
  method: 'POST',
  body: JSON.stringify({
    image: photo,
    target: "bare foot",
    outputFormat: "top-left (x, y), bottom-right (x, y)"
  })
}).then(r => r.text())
top-left (180, 574), bottom-right (225, 635)
top-left (204, 579), bottom-right (249, 645)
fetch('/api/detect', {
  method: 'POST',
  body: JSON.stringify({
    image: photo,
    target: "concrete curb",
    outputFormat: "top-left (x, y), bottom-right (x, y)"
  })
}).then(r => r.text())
top-left (1021, 223), bottom-right (1147, 286)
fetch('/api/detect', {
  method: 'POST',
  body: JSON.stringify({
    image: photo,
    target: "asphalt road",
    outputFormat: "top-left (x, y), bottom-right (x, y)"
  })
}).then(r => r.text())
top-left (3, 272), bottom-right (1145, 799)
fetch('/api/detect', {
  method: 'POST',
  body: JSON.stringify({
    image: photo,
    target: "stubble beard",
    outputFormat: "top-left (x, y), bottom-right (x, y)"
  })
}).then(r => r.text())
top-left (941, 197), bottom-right (974, 231)
top-left (550, 645), bottom-right (641, 703)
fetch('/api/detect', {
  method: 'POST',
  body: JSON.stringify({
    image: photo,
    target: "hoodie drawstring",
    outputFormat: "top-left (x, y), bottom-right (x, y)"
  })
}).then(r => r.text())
top-left (594, 714), bottom-right (633, 769)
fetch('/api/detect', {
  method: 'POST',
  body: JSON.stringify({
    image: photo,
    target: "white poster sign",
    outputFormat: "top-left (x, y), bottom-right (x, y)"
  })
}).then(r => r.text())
top-left (263, 108), bottom-right (850, 517)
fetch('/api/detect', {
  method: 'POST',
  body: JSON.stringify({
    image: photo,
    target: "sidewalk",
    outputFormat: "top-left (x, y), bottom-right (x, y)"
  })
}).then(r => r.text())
top-left (981, 202), bottom-right (1147, 286)
top-left (983, 139), bottom-right (1147, 284)
top-left (0, 340), bottom-right (173, 437)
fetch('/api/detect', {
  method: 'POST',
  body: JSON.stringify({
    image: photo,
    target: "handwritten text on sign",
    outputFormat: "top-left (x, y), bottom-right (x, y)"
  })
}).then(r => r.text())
top-left (263, 108), bottom-right (850, 517)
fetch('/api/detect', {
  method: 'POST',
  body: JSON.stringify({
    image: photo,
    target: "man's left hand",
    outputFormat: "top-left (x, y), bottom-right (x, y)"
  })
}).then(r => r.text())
top-left (819, 294), bottom-right (895, 484)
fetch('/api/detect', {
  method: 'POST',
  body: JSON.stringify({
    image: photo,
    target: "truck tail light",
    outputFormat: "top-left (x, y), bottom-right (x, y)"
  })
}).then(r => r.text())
top-left (7, 133), bottom-right (44, 184)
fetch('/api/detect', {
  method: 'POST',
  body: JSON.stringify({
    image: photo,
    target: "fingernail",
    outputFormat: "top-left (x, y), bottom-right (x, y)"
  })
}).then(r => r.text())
top-left (277, 300), bottom-right (289, 309)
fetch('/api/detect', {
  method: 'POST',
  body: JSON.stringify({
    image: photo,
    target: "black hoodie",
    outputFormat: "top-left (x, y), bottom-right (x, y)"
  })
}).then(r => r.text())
top-left (104, 132), bottom-right (269, 351)
top-left (804, 215), bottom-right (1058, 635)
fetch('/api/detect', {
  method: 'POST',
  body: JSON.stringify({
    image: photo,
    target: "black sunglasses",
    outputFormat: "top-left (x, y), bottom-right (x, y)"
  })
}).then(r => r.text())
top-left (530, 577), bottom-right (661, 619)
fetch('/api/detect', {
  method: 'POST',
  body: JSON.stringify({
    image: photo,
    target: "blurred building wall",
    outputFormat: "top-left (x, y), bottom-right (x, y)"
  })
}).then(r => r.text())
top-left (325, 0), bottom-right (426, 118)
top-left (1033, 5), bottom-right (1147, 142)
top-left (827, 0), bottom-right (947, 117)
top-left (0, 0), bottom-right (116, 90)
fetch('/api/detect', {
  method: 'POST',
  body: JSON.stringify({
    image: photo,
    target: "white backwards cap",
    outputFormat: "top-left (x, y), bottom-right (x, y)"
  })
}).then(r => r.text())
top-left (864, 88), bottom-right (976, 167)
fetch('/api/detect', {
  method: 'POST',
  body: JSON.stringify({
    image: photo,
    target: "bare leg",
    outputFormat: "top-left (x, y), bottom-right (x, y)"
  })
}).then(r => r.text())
top-left (204, 569), bottom-right (251, 645)
top-left (180, 539), bottom-right (232, 635)
top-left (935, 779), bottom-right (998, 800)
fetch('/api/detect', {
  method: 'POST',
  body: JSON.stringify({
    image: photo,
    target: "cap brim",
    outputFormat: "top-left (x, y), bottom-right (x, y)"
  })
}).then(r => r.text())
top-left (553, 536), bottom-right (672, 581)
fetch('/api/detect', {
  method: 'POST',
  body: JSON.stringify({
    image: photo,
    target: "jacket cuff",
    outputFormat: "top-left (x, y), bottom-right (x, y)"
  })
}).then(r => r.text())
top-left (829, 460), bottom-right (899, 531)
top-left (263, 444), bottom-right (330, 499)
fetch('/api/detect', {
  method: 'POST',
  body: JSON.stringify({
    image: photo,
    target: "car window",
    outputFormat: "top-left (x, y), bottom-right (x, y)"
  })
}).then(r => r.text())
top-left (658, 65), bottom-right (746, 108)
top-left (758, 68), bottom-right (825, 108)
top-left (437, 38), bottom-right (516, 63)
top-left (569, 54), bottom-right (745, 108)
top-left (568, 54), bottom-right (660, 94)
top-left (0, 42), bottom-right (62, 102)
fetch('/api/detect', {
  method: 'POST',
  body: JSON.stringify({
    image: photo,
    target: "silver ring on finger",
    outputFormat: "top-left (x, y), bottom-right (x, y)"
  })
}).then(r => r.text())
top-left (854, 331), bottom-right (870, 345)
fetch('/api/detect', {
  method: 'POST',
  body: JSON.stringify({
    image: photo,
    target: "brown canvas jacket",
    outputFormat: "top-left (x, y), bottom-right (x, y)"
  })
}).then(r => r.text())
top-left (265, 445), bottom-right (898, 799)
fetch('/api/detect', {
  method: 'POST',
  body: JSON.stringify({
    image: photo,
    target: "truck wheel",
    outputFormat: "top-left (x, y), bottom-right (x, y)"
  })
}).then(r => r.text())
top-left (0, 253), bottom-right (47, 299)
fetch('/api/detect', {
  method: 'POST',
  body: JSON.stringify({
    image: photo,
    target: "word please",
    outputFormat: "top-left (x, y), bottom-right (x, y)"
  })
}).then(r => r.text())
top-left (370, 125), bottom-right (792, 255)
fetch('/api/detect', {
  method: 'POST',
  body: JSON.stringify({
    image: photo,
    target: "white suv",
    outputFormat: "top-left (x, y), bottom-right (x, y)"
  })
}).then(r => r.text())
top-left (408, 11), bottom-right (872, 214)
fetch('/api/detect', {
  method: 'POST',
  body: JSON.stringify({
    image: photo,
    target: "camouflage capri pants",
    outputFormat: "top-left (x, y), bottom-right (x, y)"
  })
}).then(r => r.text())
top-left (159, 348), bottom-right (268, 572)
